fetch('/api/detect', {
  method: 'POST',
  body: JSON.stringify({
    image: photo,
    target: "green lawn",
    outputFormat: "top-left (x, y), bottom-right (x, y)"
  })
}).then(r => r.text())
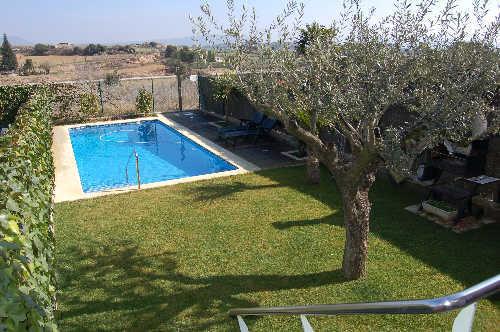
top-left (54, 166), bottom-right (499, 331)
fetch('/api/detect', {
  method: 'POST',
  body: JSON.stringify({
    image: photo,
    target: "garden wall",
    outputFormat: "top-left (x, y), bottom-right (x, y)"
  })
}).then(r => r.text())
top-left (0, 90), bottom-right (57, 330)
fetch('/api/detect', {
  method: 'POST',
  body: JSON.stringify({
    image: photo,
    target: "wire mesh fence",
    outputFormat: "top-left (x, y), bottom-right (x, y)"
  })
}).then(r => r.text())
top-left (50, 75), bottom-right (199, 124)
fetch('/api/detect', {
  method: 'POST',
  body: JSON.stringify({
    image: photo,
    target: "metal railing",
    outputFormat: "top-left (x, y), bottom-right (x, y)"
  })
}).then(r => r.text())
top-left (124, 149), bottom-right (141, 190)
top-left (229, 274), bottom-right (499, 332)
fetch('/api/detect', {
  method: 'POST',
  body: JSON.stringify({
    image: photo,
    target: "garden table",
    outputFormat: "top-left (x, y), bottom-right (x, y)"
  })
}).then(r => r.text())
top-left (465, 175), bottom-right (500, 203)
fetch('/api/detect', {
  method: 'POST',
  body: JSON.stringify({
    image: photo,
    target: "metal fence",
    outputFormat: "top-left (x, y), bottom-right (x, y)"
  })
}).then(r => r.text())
top-left (51, 75), bottom-right (199, 124)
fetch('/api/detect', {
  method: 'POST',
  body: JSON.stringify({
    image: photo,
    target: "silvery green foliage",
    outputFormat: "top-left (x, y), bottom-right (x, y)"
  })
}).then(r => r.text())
top-left (192, 0), bottom-right (499, 176)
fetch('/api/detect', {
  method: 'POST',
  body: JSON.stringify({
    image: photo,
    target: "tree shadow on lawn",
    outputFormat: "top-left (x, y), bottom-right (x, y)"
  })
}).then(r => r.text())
top-left (182, 180), bottom-right (284, 202)
top-left (57, 241), bottom-right (346, 331)
top-left (263, 167), bottom-right (500, 288)
top-left (190, 166), bottom-right (499, 288)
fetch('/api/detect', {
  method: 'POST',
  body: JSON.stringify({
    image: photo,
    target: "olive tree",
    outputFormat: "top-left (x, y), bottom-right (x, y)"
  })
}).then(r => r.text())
top-left (296, 22), bottom-right (336, 184)
top-left (192, 0), bottom-right (499, 279)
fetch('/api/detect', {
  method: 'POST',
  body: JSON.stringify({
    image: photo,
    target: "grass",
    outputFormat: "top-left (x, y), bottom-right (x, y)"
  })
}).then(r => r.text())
top-left (54, 166), bottom-right (500, 331)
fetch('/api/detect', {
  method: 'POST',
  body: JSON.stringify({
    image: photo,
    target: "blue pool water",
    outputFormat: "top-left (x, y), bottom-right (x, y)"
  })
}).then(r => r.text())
top-left (69, 120), bottom-right (237, 192)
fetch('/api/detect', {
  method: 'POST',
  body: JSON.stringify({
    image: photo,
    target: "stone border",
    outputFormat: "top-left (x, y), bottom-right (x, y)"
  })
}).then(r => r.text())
top-left (52, 114), bottom-right (259, 203)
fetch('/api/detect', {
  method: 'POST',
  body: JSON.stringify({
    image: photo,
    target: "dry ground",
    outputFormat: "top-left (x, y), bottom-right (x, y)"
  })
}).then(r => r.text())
top-left (0, 53), bottom-right (165, 85)
top-left (0, 53), bottom-right (230, 85)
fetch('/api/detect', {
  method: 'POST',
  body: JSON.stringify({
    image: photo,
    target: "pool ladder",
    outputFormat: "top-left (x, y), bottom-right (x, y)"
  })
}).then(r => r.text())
top-left (125, 149), bottom-right (141, 190)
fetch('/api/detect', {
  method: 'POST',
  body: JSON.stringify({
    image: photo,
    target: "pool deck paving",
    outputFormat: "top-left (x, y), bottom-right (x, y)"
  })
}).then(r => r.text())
top-left (52, 112), bottom-right (301, 203)
top-left (162, 111), bottom-right (303, 169)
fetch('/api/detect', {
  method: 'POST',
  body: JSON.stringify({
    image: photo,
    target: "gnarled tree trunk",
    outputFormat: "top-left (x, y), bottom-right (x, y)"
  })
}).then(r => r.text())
top-left (340, 185), bottom-right (372, 279)
top-left (338, 167), bottom-right (377, 280)
top-left (306, 146), bottom-right (321, 184)
top-left (276, 112), bottom-right (380, 280)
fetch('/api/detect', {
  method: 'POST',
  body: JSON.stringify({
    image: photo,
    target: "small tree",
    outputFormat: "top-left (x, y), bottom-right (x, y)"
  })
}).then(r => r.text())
top-left (32, 43), bottom-right (50, 56)
top-left (171, 61), bottom-right (190, 110)
top-left (83, 44), bottom-right (106, 56)
top-left (136, 87), bottom-right (153, 114)
top-left (1, 33), bottom-right (18, 71)
top-left (193, 0), bottom-right (499, 279)
top-left (296, 22), bottom-right (336, 184)
top-left (207, 50), bottom-right (216, 62)
top-left (21, 59), bottom-right (35, 75)
top-left (39, 62), bottom-right (51, 75)
top-left (104, 70), bottom-right (120, 86)
top-left (72, 46), bottom-right (83, 55)
top-left (178, 46), bottom-right (196, 63)
top-left (165, 45), bottom-right (178, 58)
top-left (210, 74), bottom-right (237, 121)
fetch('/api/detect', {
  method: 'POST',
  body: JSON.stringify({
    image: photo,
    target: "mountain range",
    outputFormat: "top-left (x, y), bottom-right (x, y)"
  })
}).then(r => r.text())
top-left (5, 35), bottom-right (204, 47)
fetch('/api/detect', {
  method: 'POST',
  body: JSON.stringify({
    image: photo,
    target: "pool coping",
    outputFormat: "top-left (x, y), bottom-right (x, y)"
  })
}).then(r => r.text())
top-left (52, 114), bottom-right (260, 203)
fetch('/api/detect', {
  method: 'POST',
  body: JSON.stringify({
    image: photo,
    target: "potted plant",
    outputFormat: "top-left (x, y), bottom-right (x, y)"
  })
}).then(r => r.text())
top-left (422, 200), bottom-right (458, 221)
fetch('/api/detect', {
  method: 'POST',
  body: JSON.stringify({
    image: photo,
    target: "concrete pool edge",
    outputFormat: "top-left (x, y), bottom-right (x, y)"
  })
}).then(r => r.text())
top-left (52, 114), bottom-right (260, 203)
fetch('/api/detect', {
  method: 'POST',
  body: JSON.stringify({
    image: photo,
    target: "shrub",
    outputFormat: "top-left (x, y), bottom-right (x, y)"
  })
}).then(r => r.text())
top-left (21, 59), bottom-right (36, 76)
top-left (72, 46), bottom-right (83, 56)
top-left (79, 92), bottom-right (100, 116)
top-left (83, 44), bottom-right (106, 56)
top-left (104, 71), bottom-right (120, 86)
top-left (136, 88), bottom-right (153, 114)
top-left (32, 43), bottom-right (50, 56)
top-left (40, 62), bottom-right (51, 75)
top-left (0, 89), bottom-right (57, 330)
top-left (164, 45), bottom-right (177, 58)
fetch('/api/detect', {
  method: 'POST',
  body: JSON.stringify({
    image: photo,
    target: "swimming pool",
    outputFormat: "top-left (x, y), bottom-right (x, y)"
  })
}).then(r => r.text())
top-left (69, 119), bottom-right (237, 192)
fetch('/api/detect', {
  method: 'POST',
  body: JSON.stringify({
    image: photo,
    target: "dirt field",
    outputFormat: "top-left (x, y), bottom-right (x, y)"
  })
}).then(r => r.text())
top-left (0, 53), bottom-right (230, 86)
top-left (0, 53), bottom-right (165, 85)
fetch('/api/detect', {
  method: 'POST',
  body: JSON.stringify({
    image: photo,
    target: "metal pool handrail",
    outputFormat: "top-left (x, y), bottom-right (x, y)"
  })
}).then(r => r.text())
top-left (124, 149), bottom-right (141, 190)
top-left (229, 274), bottom-right (500, 331)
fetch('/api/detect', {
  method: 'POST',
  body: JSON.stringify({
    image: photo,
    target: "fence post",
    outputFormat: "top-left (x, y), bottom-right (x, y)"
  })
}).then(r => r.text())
top-left (151, 78), bottom-right (155, 113)
top-left (98, 81), bottom-right (104, 114)
top-left (176, 68), bottom-right (183, 111)
top-left (197, 75), bottom-right (201, 112)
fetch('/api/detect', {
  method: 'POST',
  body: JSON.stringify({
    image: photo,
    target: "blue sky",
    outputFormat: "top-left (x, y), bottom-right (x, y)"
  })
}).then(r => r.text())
top-left (2, 0), bottom-right (497, 44)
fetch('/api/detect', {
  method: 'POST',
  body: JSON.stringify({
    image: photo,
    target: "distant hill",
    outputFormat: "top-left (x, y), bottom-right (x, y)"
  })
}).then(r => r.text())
top-left (2, 35), bottom-right (216, 47)
top-left (7, 35), bottom-right (32, 46)
top-left (126, 36), bottom-right (220, 47)
top-left (153, 37), bottom-right (198, 46)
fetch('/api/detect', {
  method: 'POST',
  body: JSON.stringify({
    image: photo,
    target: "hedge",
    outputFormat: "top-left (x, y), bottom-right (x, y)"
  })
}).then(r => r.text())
top-left (0, 90), bottom-right (57, 331)
top-left (0, 86), bottom-right (37, 128)
top-left (0, 84), bottom-right (84, 127)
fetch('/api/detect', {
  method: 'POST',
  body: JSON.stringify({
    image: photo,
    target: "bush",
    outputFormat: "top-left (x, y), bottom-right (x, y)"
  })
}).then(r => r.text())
top-left (72, 46), bottom-right (83, 56)
top-left (40, 62), bottom-right (51, 75)
top-left (32, 43), bottom-right (50, 56)
top-left (135, 88), bottom-right (153, 114)
top-left (79, 92), bottom-right (100, 116)
top-left (20, 59), bottom-right (36, 76)
top-left (0, 90), bottom-right (57, 330)
top-left (83, 44), bottom-right (106, 56)
top-left (164, 45), bottom-right (177, 58)
top-left (178, 46), bottom-right (196, 63)
top-left (104, 71), bottom-right (120, 86)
